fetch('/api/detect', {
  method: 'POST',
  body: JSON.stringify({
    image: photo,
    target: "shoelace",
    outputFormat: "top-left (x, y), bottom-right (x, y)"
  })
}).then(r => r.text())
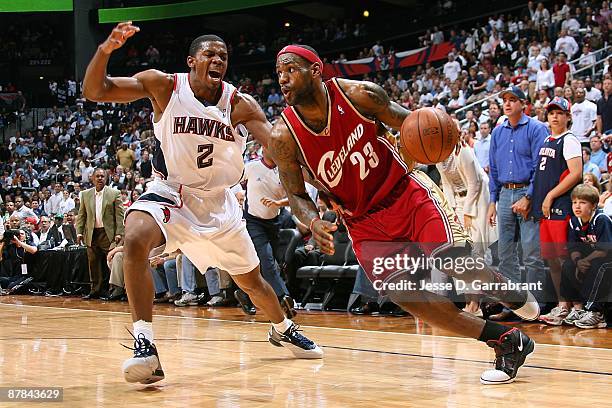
top-left (284, 324), bottom-right (314, 347)
top-left (582, 311), bottom-right (597, 322)
top-left (121, 328), bottom-right (153, 358)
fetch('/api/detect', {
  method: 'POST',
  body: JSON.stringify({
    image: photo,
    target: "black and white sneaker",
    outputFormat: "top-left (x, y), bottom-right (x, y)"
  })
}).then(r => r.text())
top-left (7, 277), bottom-right (33, 294)
top-left (121, 330), bottom-right (165, 384)
top-left (268, 323), bottom-right (323, 359)
top-left (481, 328), bottom-right (535, 385)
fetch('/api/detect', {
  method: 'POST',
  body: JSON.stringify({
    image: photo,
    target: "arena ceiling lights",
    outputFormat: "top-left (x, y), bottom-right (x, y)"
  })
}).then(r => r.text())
top-left (98, 0), bottom-right (297, 23)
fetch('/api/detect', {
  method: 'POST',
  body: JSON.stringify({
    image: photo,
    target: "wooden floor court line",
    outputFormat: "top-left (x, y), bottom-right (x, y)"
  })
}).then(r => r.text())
top-left (3, 303), bottom-right (611, 351)
top-left (3, 302), bottom-right (611, 406)
top-left (2, 303), bottom-right (611, 378)
top-left (2, 334), bottom-right (611, 377)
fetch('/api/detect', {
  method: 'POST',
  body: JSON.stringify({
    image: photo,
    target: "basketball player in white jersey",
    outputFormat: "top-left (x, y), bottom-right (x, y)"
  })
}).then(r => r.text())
top-left (83, 22), bottom-right (322, 385)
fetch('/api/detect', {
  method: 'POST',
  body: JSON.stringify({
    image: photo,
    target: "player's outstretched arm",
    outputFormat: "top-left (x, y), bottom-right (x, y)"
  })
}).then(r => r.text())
top-left (83, 22), bottom-right (172, 108)
top-left (231, 92), bottom-right (272, 147)
top-left (268, 120), bottom-right (337, 254)
top-left (337, 79), bottom-right (409, 131)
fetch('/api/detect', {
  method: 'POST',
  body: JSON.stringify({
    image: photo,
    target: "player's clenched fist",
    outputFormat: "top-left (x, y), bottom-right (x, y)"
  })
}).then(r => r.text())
top-left (100, 21), bottom-right (140, 54)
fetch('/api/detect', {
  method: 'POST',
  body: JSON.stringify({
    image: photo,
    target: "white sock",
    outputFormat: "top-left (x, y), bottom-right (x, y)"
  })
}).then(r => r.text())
top-left (133, 320), bottom-right (154, 343)
top-left (272, 318), bottom-right (292, 333)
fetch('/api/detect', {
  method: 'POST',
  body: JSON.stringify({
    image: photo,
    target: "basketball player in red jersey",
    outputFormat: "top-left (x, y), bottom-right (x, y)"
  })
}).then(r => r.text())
top-left (83, 24), bottom-right (322, 385)
top-left (269, 45), bottom-right (540, 384)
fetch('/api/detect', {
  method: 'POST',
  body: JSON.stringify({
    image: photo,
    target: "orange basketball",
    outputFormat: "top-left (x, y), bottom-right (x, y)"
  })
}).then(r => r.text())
top-left (399, 108), bottom-right (460, 164)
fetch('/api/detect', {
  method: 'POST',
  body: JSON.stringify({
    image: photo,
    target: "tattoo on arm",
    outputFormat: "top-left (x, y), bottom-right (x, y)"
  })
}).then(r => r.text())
top-left (354, 81), bottom-right (408, 129)
top-left (269, 132), bottom-right (319, 225)
top-left (363, 82), bottom-right (390, 107)
top-left (389, 102), bottom-right (407, 120)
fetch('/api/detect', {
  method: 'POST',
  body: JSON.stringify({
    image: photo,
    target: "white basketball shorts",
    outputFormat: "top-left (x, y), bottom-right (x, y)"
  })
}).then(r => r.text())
top-left (126, 179), bottom-right (259, 275)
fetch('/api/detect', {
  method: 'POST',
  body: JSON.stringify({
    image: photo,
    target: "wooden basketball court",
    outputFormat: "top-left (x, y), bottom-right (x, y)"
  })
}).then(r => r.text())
top-left (1, 296), bottom-right (610, 407)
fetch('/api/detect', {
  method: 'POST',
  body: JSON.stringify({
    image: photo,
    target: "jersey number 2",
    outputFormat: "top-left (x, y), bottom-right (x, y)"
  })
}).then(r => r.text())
top-left (350, 142), bottom-right (380, 180)
top-left (539, 157), bottom-right (547, 171)
top-left (197, 144), bottom-right (214, 168)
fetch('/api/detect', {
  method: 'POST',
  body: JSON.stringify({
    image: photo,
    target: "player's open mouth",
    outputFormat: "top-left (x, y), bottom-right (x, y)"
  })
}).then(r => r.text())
top-left (209, 71), bottom-right (222, 80)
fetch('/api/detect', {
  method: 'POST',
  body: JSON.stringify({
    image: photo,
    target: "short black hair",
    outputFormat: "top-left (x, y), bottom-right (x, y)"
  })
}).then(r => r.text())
top-left (189, 34), bottom-right (226, 56)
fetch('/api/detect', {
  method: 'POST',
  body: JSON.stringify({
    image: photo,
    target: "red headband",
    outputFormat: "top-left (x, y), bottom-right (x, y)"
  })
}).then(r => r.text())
top-left (277, 45), bottom-right (322, 67)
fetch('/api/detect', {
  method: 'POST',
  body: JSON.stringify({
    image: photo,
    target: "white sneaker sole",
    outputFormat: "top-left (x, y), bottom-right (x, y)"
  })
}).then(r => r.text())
top-left (268, 333), bottom-right (324, 359)
top-left (480, 342), bottom-right (535, 385)
top-left (539, 317), bottom-right (565, 326)
top-left (283, 343), bottom-right (324, 359)
top-left (574, 322), bottom-right (607, 329)
top-left (512, 292), bottom-right (540, 321)
top-left (122, 357), bottom-right (163, 384)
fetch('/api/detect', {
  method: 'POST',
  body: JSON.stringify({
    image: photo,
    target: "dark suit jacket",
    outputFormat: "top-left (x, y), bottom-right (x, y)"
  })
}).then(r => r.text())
top-left (46, 225), bottom-right (63, 245)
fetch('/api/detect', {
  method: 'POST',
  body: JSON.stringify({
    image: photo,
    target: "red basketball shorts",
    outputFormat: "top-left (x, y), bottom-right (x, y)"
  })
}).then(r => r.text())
top-left (539, 217), bottom-right (569, 259)
top-left (344, 170), bottom-right (471, 285)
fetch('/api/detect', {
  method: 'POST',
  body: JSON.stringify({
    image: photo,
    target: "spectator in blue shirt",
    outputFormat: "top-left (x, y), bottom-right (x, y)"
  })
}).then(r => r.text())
top-left (15, 139), bottom-right (30, 157)
top-left (267, 88), bottom-right (282, 105)
top-left (582, 147), bottom-right (601, 180)
top-left (487, 86), bottom-right (549, 320)
top-left (474, 121), bottom-right (492, 173)
top-left (588, 135), bottom-right (607, 173)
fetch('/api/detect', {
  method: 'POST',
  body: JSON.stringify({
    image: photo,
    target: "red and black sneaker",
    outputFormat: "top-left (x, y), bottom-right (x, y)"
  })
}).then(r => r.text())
top-left (480, 328), bottom-right (535, 385)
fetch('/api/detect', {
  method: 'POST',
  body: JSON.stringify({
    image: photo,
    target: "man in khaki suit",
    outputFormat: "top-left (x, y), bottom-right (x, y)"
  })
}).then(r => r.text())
top-left (77, 168), bottom-right (125, 299)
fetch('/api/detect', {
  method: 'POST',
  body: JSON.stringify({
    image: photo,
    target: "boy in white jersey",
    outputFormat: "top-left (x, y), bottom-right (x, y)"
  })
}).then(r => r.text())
top-left (83, 22), bottom-right (322, 385)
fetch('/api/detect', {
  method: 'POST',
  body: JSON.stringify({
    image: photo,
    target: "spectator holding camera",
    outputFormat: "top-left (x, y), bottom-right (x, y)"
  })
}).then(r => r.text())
top-left (0, 229), bottom-right (37, 281)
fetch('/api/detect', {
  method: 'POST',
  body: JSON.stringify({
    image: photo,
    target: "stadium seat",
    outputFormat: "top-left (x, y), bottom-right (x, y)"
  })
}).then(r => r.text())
top-left (296, 229), bottom-right (351, 308)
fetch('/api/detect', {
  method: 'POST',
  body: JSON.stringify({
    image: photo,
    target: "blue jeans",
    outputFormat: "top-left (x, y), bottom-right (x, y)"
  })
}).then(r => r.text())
top-left (497, 187), bottom-right (547, 304)
top-left (352, 266), bottom-right (379, 301)
top-left (246, 215), bottom-right (289, 297)
top-left (180, 256), bottom-right (220, 296)
top-left (163, 259), bottom-right (180, 296)
top-left (150, 260), bottom-right (181, 296)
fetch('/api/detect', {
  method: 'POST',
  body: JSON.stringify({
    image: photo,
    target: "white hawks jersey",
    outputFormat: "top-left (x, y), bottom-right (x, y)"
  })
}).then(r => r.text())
top-left (152, 73), bottom-right (247, 190)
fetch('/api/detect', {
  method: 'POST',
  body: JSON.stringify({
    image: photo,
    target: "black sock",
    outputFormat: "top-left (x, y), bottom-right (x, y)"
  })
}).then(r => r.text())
top-left (478, 320), bottom-right (511, 343)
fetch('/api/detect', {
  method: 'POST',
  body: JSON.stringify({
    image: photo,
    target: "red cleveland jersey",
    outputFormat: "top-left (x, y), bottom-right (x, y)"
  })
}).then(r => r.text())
top-left (281, 77), bottom-right (408, 217)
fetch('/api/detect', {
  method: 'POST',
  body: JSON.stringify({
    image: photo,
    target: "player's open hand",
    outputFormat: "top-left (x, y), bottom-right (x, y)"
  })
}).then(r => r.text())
top-left (311, 218), bottom-right (337, 255)
top-left (101, 21), bottom-right (140, 54)
top-left (260, 197), bottom-right (281, 208)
